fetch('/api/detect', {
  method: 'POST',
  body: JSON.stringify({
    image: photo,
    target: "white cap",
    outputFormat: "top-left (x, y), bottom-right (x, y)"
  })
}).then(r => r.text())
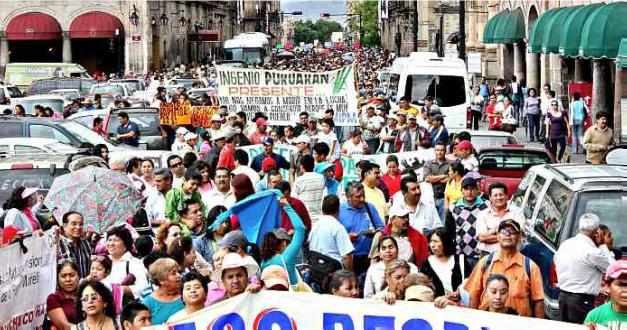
top-left (175, 127), bottom-right (188, 135)
top-left (220, 253), bottom-right (260, 278)
top-left (222, 126), bottom-right (238, 140)
top-left (293, 134), bottom-right (311, 145)
top-left (227, 112), bottom-right (238, 118)
top-left (211, 114), bottom-right (223, 122)
top-left (578, 213), bottom-right (600, 231)
top-left (388, 204), bottom-right (410, 218)
top-left (184, 132), bottom-right (198, 142)
top-left (21, 187), bottom-right (38, 199)
top-left (211, 130), bottom-right (226, 141)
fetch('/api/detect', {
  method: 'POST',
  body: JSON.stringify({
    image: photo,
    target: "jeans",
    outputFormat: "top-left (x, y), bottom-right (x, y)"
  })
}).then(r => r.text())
top-left (527, 113), bottom-right (540, 142)
top-left (547, 136), bottom-right (567, 161)
top-left (572, 122), bottom-right (584, 154)
top-left (471, 111), bottom-right (481, 130)
top-left (434, 197), bottom-right (445, 224)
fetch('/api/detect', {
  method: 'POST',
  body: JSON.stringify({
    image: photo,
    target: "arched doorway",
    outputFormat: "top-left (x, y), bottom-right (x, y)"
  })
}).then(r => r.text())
top-left (69, 11), bottom-right (124, 76)
top-left (6, 12), bottom-right (62, 62)
top-left (526, 5), bottom-right (541, 90)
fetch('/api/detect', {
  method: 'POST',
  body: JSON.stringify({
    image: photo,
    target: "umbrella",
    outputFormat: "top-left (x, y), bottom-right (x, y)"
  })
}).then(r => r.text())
top-left (44, 167), bottom-right (143, 233)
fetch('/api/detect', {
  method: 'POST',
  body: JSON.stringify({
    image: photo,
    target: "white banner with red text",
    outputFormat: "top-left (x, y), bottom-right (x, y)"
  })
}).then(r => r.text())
top-left (215, 65), bottom-right (359, 126)
top-left (0, 234), bottom-right (57, 330)
top-left (149, 291), bottom-right (584, 330)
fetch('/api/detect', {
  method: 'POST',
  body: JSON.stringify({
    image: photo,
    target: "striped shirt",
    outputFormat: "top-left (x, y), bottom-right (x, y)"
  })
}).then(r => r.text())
top-left (58, 236), bottom-right (92, 278)
top-left (292, 172), bottom-right (326, 224)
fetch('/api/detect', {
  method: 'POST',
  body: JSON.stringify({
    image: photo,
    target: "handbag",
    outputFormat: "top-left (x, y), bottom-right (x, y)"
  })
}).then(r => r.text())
top-left (306, 250), bottom-right (343, 287)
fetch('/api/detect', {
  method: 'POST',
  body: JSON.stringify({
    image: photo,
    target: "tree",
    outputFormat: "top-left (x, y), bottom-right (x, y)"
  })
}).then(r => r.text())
top-left (352, 0), bottom-right (380, 46)
top-left (293, 19), bottom-right (343, 45)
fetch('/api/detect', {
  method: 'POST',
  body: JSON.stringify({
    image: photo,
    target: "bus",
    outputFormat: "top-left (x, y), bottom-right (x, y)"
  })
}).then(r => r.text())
top-left (4, 63), bottom-right (91, 90)
top-left (223, 33), bottom-right (272, 65)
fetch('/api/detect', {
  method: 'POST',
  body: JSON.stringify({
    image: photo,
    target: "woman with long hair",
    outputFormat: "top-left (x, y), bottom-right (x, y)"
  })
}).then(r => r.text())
top-left (92, 144), bottom-right (110, 163)
top-left (141, 159), bottom-right (156, 190)
top-left (3, 186), bottom-right (44, 234)
top-left (544, 98), bottom-right (571, 162)
top-left (373, 260), bottom-right (412, 304)
top-left (192, 160), bottom-right (214, 196)
top-left (444, 162), bottom-right (466, 210)
top-left (72, 280), bottom-right (118, 330)
top-left (483, 274), bottom-right (518, 315)
top-left (329, 270), bottom-right (359, 298)
top-left (167, 236), bottom-right (196, 272)
top-left (193, 205), bottom-right (229, 265)
top-left (363, 236), bottom-right (418, 298)
top-left (155, 223), bottom-right (182, 252)
top-left (523, 88), bottom-right (541, 142)
top-left (420, 228), bottom-right (471, 298)
top-left (47, 260), bottom-right (80, 330)
top-left (231, 174), bottom-right (255, 202)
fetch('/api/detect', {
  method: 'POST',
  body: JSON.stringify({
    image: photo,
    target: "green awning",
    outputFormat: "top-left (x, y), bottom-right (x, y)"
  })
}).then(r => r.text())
top-left (540, 5), bottom-right (582, 54)
top-left (483, 9), bottom-right (509, 44)
top-left (559, 3), bottom-right (605, 57)
top-left (617, 38), bottom-right (627, 69)
top-left (579, 2), bottom-right (627, 59)
top-left (483, 8), bottom-right (525, 44)
top-left (528, 8), bottom-right (560, 53)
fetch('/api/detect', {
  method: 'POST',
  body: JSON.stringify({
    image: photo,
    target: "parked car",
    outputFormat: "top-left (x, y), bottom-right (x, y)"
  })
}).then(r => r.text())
top-left (477, 145), bottom-right (554, 194)
top-left (448, 129), bottom-right (518, 150)
top-left (110, 79), bottom-right (146, 95)
top-left (512, 164), bottom-right (626, 319)
top-left (0, 138), bottom-right (80, 158)
top-left (0, 84), bottom-right (24, 105)
top-left (26, 77), bottom-right (96, 96)
top-left (68, 107), bottom-right (166, 150)
top-left (48, 89), bottom-right (82, 101)
top-left (13, 95), bottom-right (69, 116)
top-left (89, 83), bottom-right (131, 98)
top-left (0, 154), bottom-right (107, 213)
top-left (605, 145), bottom-right (626, 165)
top-left (167, 78), bottom-right (206, 89)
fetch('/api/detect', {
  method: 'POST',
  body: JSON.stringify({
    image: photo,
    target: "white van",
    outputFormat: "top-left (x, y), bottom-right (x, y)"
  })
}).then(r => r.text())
top-left (391, 52), bottom-right (470, 130)
top-left (387, 57), bottom-right (408, 100)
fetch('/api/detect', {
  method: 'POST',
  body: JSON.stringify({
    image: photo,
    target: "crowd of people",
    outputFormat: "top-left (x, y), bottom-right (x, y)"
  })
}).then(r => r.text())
top-left (0, 46), bottom-right (623, 330)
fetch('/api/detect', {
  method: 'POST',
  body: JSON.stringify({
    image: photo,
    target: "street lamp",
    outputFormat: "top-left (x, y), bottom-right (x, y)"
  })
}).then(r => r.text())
top-left (160, 12), bottom-right (169, 26)
top-left (129, 5), bottom-right (139, 26)
top-left (151, 16), bottom-right (156, 26)
top-left (179, 15), bottom-right (187, 27)
top-left (194, 21), bottom-right (202, 33)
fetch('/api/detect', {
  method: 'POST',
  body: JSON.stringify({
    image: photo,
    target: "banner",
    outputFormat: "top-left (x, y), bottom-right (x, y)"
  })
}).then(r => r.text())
top-left (238, 144), bottom-right (435, 188)
top-left (0, 234), bottom-right (57, 330)
top-left (151, 291), bottom-right (584, 330)
top-left (159, 102), bottom-right (218, 127)
top-left (215, 65), bottom-right (359, 126)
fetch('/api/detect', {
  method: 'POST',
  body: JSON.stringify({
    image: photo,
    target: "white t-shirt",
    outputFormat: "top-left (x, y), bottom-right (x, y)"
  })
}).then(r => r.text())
top-left (342, 139), bottom-right (366, 156)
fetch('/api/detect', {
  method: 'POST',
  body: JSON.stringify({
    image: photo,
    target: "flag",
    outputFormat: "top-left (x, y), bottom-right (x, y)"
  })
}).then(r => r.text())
top-left (168, 322), bottom-right (196, 330)
top-left (209, 189), bottom-right (282, 246)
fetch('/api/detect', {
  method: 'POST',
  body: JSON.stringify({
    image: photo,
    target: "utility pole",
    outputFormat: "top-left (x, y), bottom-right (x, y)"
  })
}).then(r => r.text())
top-left (459, 0), bottom-right (466, 63)
top-left (412, 0), bottom-right (418, 52)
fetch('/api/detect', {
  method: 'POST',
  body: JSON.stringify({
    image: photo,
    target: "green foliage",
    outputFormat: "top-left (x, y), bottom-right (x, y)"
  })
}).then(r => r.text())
top-left (352, 0), bottom-right (380, 46)
top-left (293, 20), bottom-right (343, 45)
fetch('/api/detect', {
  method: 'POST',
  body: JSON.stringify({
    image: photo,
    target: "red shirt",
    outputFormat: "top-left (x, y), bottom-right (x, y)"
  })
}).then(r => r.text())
top-left (487, 103), bottom-right (501, 129)
top-left (381, 172), bottom-right (401, 196)
top-left (217, 144), bottom-right (236, 171)
top-left (281, 197), bottom-right (311, 232)
top-left (46, 290), bottom-right (79, 324)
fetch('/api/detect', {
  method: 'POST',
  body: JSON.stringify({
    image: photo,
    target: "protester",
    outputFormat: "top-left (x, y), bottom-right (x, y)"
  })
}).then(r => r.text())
top-left (141, 258), bottom-right (184, 324)
top-left (359, 106), bottom-right (384, 153)
top-left (290, 134), bottom-right (312, 183)
top-left (476, 183), bottom-right (525, 255)
top-left (469, 86), bottom-right (484, 130)
top-left (392, 174), bottom-right (441, 235)
top-left (486, 95), bottom-right (501, 130)
top-left (275, 181), bottom-right (312, 233)
top-left (167, 236), bottom-right (197, 272)
top-left (256, 169), bottom-right (282, 192)
top-left (361, 162), bottom-right (388, 220)
top-left (232, 149), bottom-right (260, 187)
top-left (193, 205), bottom-right (229, 264)
top-left (420, 228), bottom-right (470, 298)
top-left (232, 174), bottom-right (255, 202)
top-left (373, 260), bottom-right (412, 304)
top-left (308, 195), bottom-right (354, 271)
top-left (74, 280), bottom-right (119, 330)
top-left (203, 167), bottom-right (235, 211)
top-left (554, 213), bottom-right (616, 324)
top-left (364, 236), bottom-right (418, 298)
top-left (429, 114), bottom-right (448, 146)
top-left (104, 226), bottom-right (149, 299)
top-left (424, 143), bottom-right (450, 221)
top-left (483, 274), bottom-right (518, 315)
top-left (464, 220), bottom-right (544, 318)
top-left (166, 155), bottom-right (185, 189)
top-left (167, 271), bottom-right (208, 322)
top-left (3, 186), bottom-right (44, 234)
top-left (292, 154), bottom-right (326, 224)
top-left (248, 118), bottom-right (269, 145)
top-left (329, 270), bottom-right (359, 298)
top-left (584, 259), bottom-right (627, 329)
top-left (120, 303), bottom-right (152, 330)
top-left (213, 253), bottom-right (261, 304)
top-left (250, 137), bottom-right (290, 174)
top-left (381, 155), bottom-right (401, 197)
top-left (443, 162), bottom-right (466, 211)
top-left (47, 260), bottom-right (80, 330)
top-left (155, 222), bottom-right (182, 252)
top-left (164, 168), bottom-right (206, 222)
top-left (260, 265), bottom-right (290, 291)
top-left (318, 118), bottom-right (339, 161)
top-left (341, 129), bottom-right (367, 157)
top-left (583, 111), bottom-right (614, 164)
top-left (58, 212), bottom-right (92, 278)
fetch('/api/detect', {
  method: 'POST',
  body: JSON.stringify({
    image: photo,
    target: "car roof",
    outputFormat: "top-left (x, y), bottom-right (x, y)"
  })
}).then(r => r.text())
top-left (478, 145), bottom-right (548, 153)
top-left (50, 89), bottom-right (80, 92)
top-left (0, 154), bottom-right (107, 170)
top-left (0, 116), bottom-right (65, 123)
top-left (469, 130), bottom-right (514, 137)
top-left (19, 94), bottom-right (67, 101)
top-left (530, 164), bottom-right (627, 190)
top-left (0, 137), bottom-right (73, 145)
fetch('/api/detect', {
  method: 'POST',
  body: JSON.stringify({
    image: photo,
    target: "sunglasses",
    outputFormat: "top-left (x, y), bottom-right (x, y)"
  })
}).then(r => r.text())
top-left (169, 162), bottom-right (183, 168)
top-left (81, 294), bottom-right (101, 303)
top-left (499, 228), bottom-right (519, 235)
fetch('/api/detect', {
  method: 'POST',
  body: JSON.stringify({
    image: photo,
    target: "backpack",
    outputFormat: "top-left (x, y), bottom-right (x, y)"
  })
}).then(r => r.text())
top-left (305, 250), bottom-right (343, 291)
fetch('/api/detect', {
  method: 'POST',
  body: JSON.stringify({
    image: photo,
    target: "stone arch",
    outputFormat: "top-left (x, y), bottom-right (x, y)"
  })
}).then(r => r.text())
top-left (0, 6), bottom-right (60, 31)
top-left (65, 5), bottom-right (125, 31)
top-left (527, 5), bottom-right (539, 39)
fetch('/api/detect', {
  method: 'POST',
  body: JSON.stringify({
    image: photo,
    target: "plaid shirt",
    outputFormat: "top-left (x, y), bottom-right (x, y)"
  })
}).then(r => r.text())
top-left (58, 236), bottom-right (92, 278)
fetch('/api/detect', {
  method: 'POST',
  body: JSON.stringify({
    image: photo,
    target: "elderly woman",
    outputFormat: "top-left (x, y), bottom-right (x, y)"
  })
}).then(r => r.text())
top-left (167, 271), bottom-right (208, 322)
top-left (104, 226), bottom-right (149, 300)
top-left (142, 258), bottom-right (185, 324)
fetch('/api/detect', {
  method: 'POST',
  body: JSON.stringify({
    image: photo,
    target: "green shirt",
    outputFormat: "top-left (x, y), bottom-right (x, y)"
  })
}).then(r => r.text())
top-left (584, 301), bottom-right (627, 328)
top-left (164, 188), bottom-right (207, 223)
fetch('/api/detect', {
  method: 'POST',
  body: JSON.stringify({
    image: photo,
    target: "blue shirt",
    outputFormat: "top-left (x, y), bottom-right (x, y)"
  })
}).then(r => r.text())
top-left (142, 294), bottom-right (184, 325)
top-left (117, 121), bottom-right (140, 147)
top-left (479, 83), bottom-right (490, 97)
top-left (251, 152), bottom-right (290, 172)
top-left (429, 125), bottom-right (449, 146)
top-left (338, 202), bottom-right (384, 256)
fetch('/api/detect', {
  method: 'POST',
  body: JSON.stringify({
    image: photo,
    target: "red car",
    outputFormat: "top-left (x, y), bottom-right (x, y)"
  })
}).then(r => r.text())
top-left (478, 144), bottom-right (555, 195)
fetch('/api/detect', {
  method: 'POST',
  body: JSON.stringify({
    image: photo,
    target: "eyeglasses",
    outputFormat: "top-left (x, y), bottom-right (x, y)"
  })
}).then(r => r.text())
top-left (90, 255), bottom-right (107, 262)
top-left (169, 162), bottom-right (183, 168)
top-left (551, 104), bottom-right (558, 107)
top-left (499, 228), bottom-right (519, 235)
top-left (81, 294), bottom-right (101, 303)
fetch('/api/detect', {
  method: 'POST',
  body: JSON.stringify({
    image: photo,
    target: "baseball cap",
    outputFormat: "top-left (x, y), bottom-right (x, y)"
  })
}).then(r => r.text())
top-left (218, 230), bottom-right (248, 249)
top-left (272, 228), bottom-right (292, 241)
top-left (405, 285), bottom-right (435, 302)
top-left (604, 259), bottom-right (627, 282)
top-left (293, 135), bottom-right (311, 145)
top-left (261, 265), bottom-right (289, 290)
top-left (388, 205), bottom-right (410, 218)
top-left (21, 187), bottom-right (38, 199)
top-left (184, 132), bottom-right (198, 142)
top-left (461, 177), bottom-right (477, 188)
top-left (256, 118), bottom-right (267, 126)
top-left (211, 131), bottom-right (226, 141)
top-left (388, 114), bottom-right (399, 122)
top-left (498, 219), bottom-right (522, 233)
top-left (262, 136), bottom-right (274, 146)
top-left (407, 114), bottom-right (417, 120)
top-left (261, 156), bottom-right (276, 172)
top-left (433, 114), bottom-right (444, 123)
top-left (175, 127), bottom-right (189, 135)
top-left (457, 140), bottom-right (473, 150)
top-left (222, 126), bottom-right (238, 140)
top-left (428, 108), bottom-right (442, 117)
top-left (227, 112), bottom-right (238, 119)
top-left (211, 114), bottom-right (223, 122)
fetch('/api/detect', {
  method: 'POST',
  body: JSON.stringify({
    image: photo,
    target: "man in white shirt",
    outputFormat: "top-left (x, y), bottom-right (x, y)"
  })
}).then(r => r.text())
top-left (166, 155), bottom-right (185, 189)
top-left (476, 182), bottom-right (525, 254)
top-left (308, 195), bottom-right (354, 270)
top-left (554, 213), bottom-right (616, 324)
top-left (292, 154), bottom-right (326, 224)
top-left (392, 174), bottom-right (441, 235)
top-left (145, 169), bottom-right (173, 228)
top-left (208, 114), bottom-right (224, 140)
top-left (203, 167), bottom-right (235, 211)
top-left (359, 106), bottom-right (384, 154)
top-left (231, 149), bottom-right (260, 188)
top-left (171, 127), bottom-right (188, 155)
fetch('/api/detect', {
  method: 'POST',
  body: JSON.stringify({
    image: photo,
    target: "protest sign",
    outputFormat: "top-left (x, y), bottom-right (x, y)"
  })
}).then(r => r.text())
top-left (152, 291), bottom-right (583, 330)
top-left (215, 65), bottom-right (359, 126)
top-left (0, 234), bottom-right (57, 330)
top-left (159, 102), bottom-right (218, 127)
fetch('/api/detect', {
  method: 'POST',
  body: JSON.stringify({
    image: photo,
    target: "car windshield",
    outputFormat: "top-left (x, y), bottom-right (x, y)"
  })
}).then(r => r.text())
top-left (405, 74), bottom-right (466, 107)
top-left (7, 87), bottom-right (22, 98)
top-left (92, 85), bottom-right (125, 95)
top-left (472, 135), bottom-right (518, 148)
top-left (478, 150), bottom-right (551, 171)
top-left (44, 141), bottom-right (79, 152)
top-left (573, 190), bottom-right (627, 254)
top-left (108, 110), bottom-right (160, 135)
top-left (117, 81), bottom-right (141, 93)
top-left (58, 121), bottom-right (119, 148)
top-left (0, 168), bottom-right (70, 202)
top-left (50, 91), bottom-right (78, 100)
top-left (224, 48), bottom-right (264, 64)
top-left (16, 99), bottom-right (65, 116)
